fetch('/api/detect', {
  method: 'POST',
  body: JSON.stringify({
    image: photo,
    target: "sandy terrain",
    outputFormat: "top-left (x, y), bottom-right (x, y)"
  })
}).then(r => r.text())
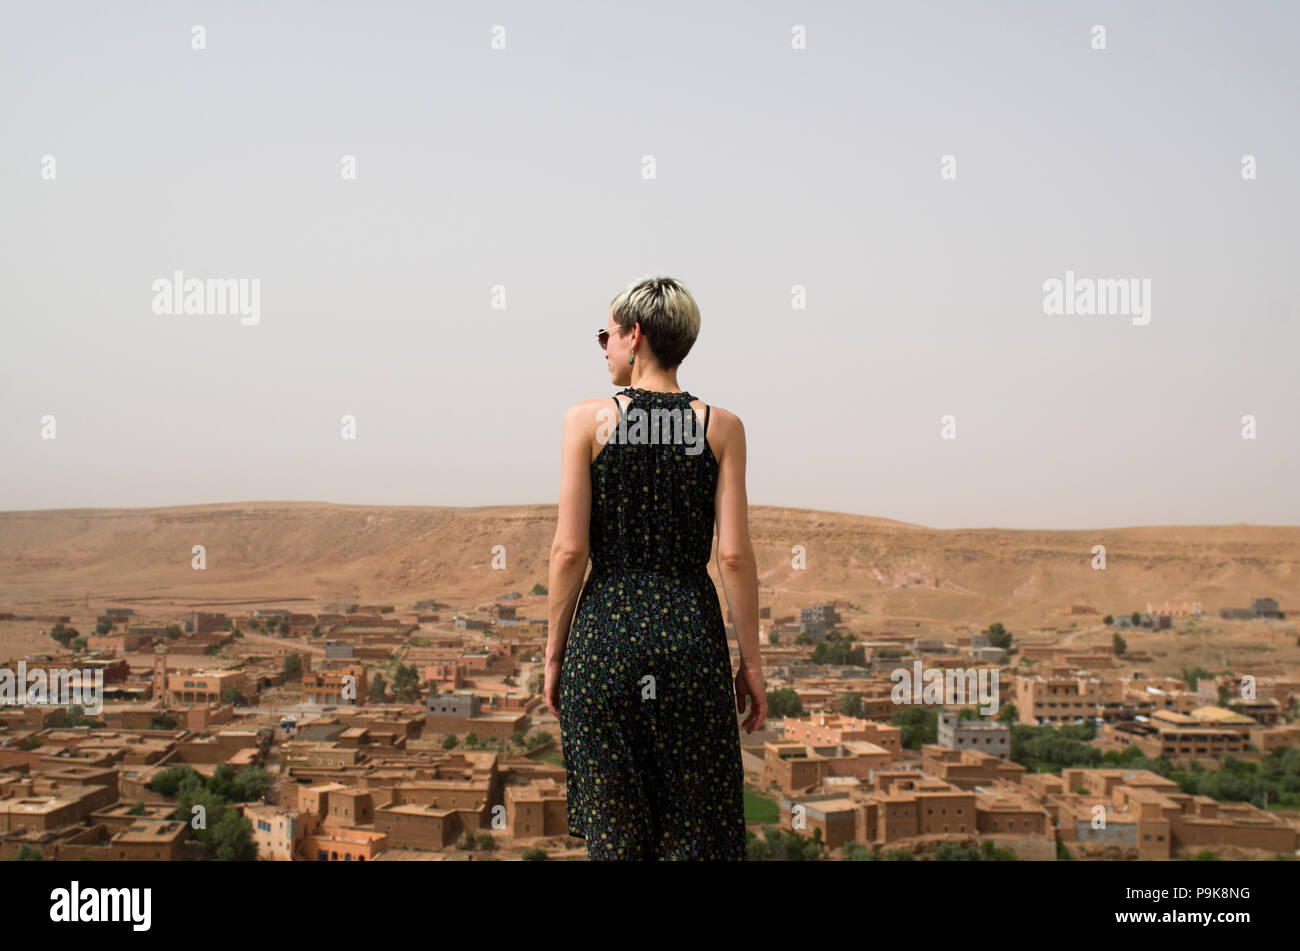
top-left (1, 501), bottom-right (1296, 679)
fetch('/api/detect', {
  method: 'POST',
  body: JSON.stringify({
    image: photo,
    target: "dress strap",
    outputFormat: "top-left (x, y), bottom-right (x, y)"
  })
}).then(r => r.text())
top-left (611, 395), bottom-right (625, 425)
top-left (703, 405), bottom-right (710, 434)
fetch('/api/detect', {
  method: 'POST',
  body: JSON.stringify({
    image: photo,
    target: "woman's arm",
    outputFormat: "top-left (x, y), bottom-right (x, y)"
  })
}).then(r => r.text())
top-left (713, 409), bottom-right (761, 671)
top-left (545, 402), bottom-right (594, 665)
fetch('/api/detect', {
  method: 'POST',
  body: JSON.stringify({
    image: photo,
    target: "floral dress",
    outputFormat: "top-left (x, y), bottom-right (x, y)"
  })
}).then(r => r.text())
top-left (559, 387), bottom-right (747, 860)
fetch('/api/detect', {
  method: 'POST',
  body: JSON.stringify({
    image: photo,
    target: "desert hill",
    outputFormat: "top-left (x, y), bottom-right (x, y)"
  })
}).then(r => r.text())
top-left (1, 503), bottom-right (1297, 644)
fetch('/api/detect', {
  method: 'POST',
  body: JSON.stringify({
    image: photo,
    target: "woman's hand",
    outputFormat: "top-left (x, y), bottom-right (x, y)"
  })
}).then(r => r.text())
top-left (544, 658), bottom-right (564, 718)
top-left (734, 662), bottom-right (767, 734)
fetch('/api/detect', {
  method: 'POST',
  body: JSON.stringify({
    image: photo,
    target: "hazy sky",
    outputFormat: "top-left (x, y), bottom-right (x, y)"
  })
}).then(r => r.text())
top-left (2, 1), bottom-right (1297, 530)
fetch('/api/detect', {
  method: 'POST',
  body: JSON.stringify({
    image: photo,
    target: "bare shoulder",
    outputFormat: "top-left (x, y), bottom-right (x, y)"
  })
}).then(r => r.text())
top-left (704, 403), bottom-right (742, 431)
top-left (564, 397), bottom-right (621, 425)
top-left (564, 399), bottom-right (625, 460)
top-left (701, 403), bottom-right (744, 463)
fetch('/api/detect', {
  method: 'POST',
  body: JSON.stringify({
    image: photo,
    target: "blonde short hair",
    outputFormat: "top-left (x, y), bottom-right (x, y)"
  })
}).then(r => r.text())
top-left (609, 276), bottom-right (701, 370)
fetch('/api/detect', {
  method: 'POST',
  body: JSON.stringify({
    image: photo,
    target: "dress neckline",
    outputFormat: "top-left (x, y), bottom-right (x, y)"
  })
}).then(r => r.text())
top-left (620, 386), bottom-right (696, 400)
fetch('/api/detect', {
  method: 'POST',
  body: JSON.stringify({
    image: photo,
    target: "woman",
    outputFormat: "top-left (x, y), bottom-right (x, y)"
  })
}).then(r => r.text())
top-left (544, 275), bottom-right (766, 861)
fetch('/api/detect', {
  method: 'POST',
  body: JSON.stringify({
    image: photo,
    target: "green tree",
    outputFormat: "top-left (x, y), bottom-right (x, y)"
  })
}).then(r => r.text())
top-left (979, 840), bottom-right (1018, 860)
top-left (812, 633), bottom-right (868, 667)
top-left (210, 809), bottom-right (258, 861)
top-left (150, 765), bottom-right (205, 797)
top-left (891, 706), bottom-right (938, 749)
top-left (525, 731), bottom-right (553, 751)
top-left (1012, 723), bottom-right (1107, 771)
top-left (842, 842), bottom-right (879, 861)
top-left (984, 622), bottom-right (1013, 650)
top-left (1112, 632), bottom-right (1127, 656)
top-left (392, 663), bottom-right (421, 703)
top-left (1055, 834), bottom-right (1074, 860)
top-left (48, 622), bottom-right (79, 648)
top-left (766, 688), bottom-right (803, 719)
top-left (231, 766), bottom-right (271, 803)
top-left (746, 826), bottom-right (823, 861)
top-left (172, 774), bottom-right (257, 860)
top-left (282, 653), bottom-right (302, 677)
top-left (932, 842), bottom-right (981, 861)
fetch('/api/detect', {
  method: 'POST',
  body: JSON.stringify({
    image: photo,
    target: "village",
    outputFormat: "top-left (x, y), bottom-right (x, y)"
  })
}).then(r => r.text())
top-left (0, 591), bottom-right (1297, 862)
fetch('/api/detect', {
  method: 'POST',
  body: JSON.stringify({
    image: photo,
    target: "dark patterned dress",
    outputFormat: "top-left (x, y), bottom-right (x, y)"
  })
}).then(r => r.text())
top-left (559, 386), bottom-right (747, 860)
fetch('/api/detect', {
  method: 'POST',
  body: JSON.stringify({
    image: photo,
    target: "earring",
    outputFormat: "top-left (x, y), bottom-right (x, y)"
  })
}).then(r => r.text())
top-left (629, 352), bottom-right (635, 365)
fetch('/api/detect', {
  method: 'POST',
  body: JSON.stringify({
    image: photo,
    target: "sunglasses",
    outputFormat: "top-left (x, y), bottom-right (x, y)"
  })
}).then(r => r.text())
top-left (597, 326), bottom-right (623, 350)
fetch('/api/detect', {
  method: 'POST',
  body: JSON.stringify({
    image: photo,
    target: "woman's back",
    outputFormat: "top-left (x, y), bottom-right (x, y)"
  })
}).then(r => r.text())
top-left (559, 384), bottom-right (747, 860)
top-left (588, 386), bottom-right (716, 578)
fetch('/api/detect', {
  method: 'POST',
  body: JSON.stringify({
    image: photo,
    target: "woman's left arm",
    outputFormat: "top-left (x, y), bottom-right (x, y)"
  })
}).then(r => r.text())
top-left (545, 402), bottom-right (593, 665)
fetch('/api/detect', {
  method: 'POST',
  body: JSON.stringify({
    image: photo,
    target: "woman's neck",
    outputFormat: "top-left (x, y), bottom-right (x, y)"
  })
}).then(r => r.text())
top-left (628, 370), bottom-right (681, 392)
